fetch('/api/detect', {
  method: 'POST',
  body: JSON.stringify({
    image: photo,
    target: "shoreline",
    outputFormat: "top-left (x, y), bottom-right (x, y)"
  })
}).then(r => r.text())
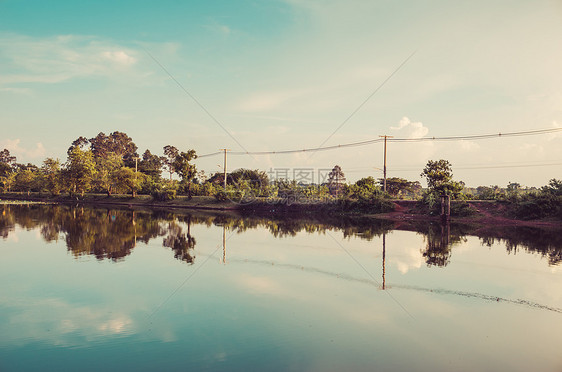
top-left (1, 193), bottom-right (560, 229)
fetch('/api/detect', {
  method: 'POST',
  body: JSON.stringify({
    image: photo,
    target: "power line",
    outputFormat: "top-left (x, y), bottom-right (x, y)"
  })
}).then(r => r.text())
top-left (196, 127), bottom-right (562, 158)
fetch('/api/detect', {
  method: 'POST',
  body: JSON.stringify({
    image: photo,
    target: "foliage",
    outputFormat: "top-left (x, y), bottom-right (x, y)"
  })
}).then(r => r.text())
top-left (0, 149), bottom-right (16, 192)
top-left (151, 181), bottom-right (178, 201)
top-left (163, 145), bottom-right (179, 180)
top-left (379, 177), bottom-right (421, 198)
top-left (41, 158), bottom-right (62, 195)
top-left (512, 179), bottom-right (562, 220)
top-left (139, 149), bottom-right (162, 180)
top-left (93, 153), bottom-right (123, 195)
top-left (89, 131), bottom-right (138, 166)
top-left (15, 168), bottom-right (37, 194)
top-left (420, 159), bottom-right (463, 198)
top-left (62, 146), bottom-right (96, 197)
top-left (328, 165), bottom-right (346, 196)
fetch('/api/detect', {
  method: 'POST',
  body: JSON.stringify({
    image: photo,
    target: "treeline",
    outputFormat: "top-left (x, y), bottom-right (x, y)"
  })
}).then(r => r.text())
top-left (0, 131), bottom-right (421, 203)
top-left (0, 132), bottom-right (199, 199)
top-left (0, 131), bottom-right (560, 219)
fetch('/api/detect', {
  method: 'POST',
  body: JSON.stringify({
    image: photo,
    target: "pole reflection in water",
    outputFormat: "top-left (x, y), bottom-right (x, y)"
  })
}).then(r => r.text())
top-left (222, 225), bottom-right (226, 265)
top-left (382, 232), bottom-right (386, 290)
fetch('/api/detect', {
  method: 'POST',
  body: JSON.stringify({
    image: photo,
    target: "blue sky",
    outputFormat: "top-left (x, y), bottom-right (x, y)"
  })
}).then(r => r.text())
top-left (1, 0), bottom-right (561, 186)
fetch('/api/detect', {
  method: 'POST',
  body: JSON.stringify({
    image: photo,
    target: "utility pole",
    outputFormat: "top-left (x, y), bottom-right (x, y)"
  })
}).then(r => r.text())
top-left (379, 135), bottom-right (393, 192)
top-left (220, 149), bottom-right (230, 191)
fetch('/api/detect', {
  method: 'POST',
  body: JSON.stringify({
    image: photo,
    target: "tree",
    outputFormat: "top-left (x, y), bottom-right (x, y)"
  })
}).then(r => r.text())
top-left (15, 168), bottom-right (36, 195)
top-left (113, 167), bottom-right (142, 197)
top-left (41, 158), bottom-right (62, 195)
top-left (163, 145), bottom-right (179, 180)
top-left (63, 146), bottom-right (96, 197)
top-left (0, 149), bottom-right (16, 166)
top-left (67, 136), bottom-right (90, 155)
top-left (345, 177), bottom-right (381, 199)
top-left (0, 149), bottom-right (16, 191)
top-left (379, 177), bottom-right (421, 198)
top-left (541, 179), bottom-right (562, 196)
top-left (93, 153), bottom-right (123, 196)
top-left (172, 150), bottom-right (197, 198)
top-left (420, 159), bottom-right (463, 197)
top-left (228, 169), bottom-right (269, 190)
top-left (89, 131), bottom-right (138, 161)
top-left (327, 165), bottom-right (346, 197)
top-left (139, 149), bottom-right (163, 180)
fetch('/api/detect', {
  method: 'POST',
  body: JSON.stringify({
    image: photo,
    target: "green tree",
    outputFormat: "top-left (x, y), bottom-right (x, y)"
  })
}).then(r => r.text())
top-left (15, 168), bottom-right (36, 195)
top-left (379, 177), bottom-right (421, 198)
top-left (163, 145), bottom-right (179, 180)
top-left (139, 149), bottom-right (163, 180)
top-left (113, 167), bottom-right (142, 197)
top-left (63, 146), bottom-right (96, 197)
top-left (541, 179), bottom-right (562, 196)
top-left (89, 131), bottom-right (138, 165)
top-left (0, 149), bottom-right (16, 192)
top-left (345, 177), bottom-right (381, 199)
top-left (420, 159), bottom-right (463, 197)
top-left (172, 150), bottom-right (197, 198)
top-left (93, 153), bottom-right (123, 196)
top-left (41, 158), bottom-right (62, 195)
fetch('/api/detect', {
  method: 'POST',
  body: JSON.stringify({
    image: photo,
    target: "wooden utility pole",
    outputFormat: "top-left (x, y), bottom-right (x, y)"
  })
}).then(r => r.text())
top-left (379, 135), bottom-right (393, 192)
top-left (220, 149), bottom-right (230, 190)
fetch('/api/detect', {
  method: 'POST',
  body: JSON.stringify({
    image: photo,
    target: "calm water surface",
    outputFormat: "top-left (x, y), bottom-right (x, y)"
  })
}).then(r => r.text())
top-left (0, 204), bottom-right (561, 371)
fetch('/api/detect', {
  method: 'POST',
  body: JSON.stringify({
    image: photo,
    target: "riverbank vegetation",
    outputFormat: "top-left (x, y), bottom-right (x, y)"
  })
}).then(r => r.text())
top-left (0, 132), bottom-right (560, 220)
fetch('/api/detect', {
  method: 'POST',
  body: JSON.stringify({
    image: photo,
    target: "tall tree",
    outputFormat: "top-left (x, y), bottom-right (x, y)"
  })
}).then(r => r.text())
top-left (0, 149), bottom-right (16, 166)
top-left (67, 136), bottom-right (90, 155)
top-left (0, 149), bottom-right (16, 191)
top-left (63, 146), bottom-right (96, 197)
top-left (15, 168), bottom-right (36, 195)
top-left (328, 165), bottom-right (346, 197)
top-left (89, 131), bottom-right (138, 165)
top-left (172, 150), bottom-right (197, 198)
top-left (420, 159), bottom-right (463, 197)
top-left (41, 158), bottom-right (62, 195)
top-left (163, 145), bottom-right (179, 180)
top-left (93, 153), bottom-right (123, 196)
top-left (139, 149), bottom-right (163, 180)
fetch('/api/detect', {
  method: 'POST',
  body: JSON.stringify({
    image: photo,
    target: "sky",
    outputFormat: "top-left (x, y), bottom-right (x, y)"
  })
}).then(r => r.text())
top-left (0, 0), bottom-right (561, 187)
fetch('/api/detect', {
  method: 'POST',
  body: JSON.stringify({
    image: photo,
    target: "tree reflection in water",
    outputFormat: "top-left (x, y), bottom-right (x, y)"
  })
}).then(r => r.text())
top-left (0, 203), bottom-right (560, 267)
top-left (420, 222), bottom-right (467, 267)
top-left (163, 216), bottom-right (196, 264)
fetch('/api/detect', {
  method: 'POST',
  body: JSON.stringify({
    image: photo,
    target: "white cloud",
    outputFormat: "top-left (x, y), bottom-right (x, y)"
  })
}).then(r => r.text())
top-left (390, 117), bottom-right (429, 138)
top-left (0, 33), bottom-right (139, 86)
top-left (101, 50), bottom-right (137, 66)
top-left (0, 139), bottom-right (46, 160)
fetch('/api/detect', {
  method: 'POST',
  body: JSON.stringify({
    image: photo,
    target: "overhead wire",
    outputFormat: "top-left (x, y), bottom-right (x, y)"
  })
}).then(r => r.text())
top-left (196, 127), bottom-right (562, 158)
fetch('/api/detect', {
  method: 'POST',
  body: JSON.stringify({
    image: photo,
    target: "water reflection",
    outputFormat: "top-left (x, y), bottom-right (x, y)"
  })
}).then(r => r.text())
top-left (162, 217), bottom-right (196, 264)
top-left (0, 203), bottom-right (561, 267)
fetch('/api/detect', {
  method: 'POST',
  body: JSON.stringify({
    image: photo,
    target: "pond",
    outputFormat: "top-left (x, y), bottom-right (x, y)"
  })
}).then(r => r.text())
top-left (0, 204), bottom-right (561, 371)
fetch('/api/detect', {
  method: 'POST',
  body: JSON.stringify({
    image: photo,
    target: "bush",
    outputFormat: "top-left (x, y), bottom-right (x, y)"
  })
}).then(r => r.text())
top-left (514, 194), bottom-right (561, 220)
top-left (151, 188), bottom-right (176, 201)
